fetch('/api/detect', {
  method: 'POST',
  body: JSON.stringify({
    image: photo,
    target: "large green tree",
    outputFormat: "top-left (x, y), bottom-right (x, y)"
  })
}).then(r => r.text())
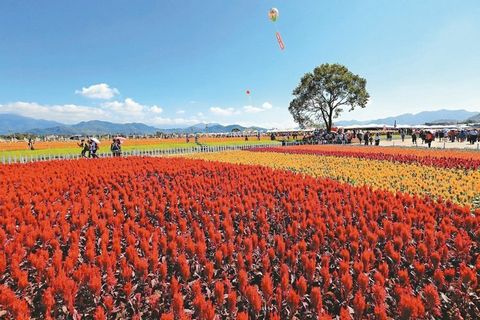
top-left (289, 63), bottom-right (369, 132)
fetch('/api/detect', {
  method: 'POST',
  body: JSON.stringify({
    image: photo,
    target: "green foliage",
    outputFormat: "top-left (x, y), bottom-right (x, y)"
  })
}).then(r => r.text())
top-left (289, 63), bottom-right (369, 131)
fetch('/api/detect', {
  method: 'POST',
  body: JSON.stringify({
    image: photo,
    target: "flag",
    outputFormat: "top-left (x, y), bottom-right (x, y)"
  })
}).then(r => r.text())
top-left (394, 120), bottom-right (397, 129)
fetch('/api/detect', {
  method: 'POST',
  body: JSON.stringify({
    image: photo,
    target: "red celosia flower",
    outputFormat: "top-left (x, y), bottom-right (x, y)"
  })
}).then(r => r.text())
top-left (460, 263), bottom-right (477, 288)
top-left (227, 291), bottom-right (237, 313)
top-left (433, 269), bottom-right (445, 288)
top-left (398, 269), bottom-right (409, 285)
top-left (430, 252), bottom-right (441, 269)
top-left (261, 273), bottom-right (274, 298)
top-left (357, 273), bottom-right (369, 293)
top-left (417, 243), bottom-right (428, 260)
top-left (372, 284), bottom-right (386, 304)
top-left (310, 286), bottom-right (322, 313)
top-left (269, 312), bottom-right (280, 320)
top-left (341, 273), bottom-right (353, 297)
top-left (104, 295), bottom-right (114, 312)
top-left (94, 306), bottom-right (106, 320)
top-left (296, 276), bottom-right (307, 297)
top-left (160, 312), bottom-right (174, 320)
top-left (237, 312), bottom-right (249, 320)
top-left (245, 285), bottom-right (262, 313)
top-left (398, 294), bottom-right (425, 320)
top-left (405, 246), bottom-right (416, 263)
top-left (204, 262), bottom-right (214, 282)
top-left (214, 281), bottom-right (225, 306)
top-left (422, 284), bottom-right (440, 316)
top-left (340, 307), bottom-right (352, 319)
top-left (172, 293), bottom-right (184, 317)
top-left (287, 289), bottom-right (300, 313)
top-left (353, 291), bottom-right (366, 318)
top-left (374, 305), bottom-right (388, 320)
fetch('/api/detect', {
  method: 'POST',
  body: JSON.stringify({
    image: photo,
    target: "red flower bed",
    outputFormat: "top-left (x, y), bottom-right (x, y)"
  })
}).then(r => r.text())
top-left (250, 146), bottom-right (480, 170)
top-left (0, 158), bottom-right (479, 319)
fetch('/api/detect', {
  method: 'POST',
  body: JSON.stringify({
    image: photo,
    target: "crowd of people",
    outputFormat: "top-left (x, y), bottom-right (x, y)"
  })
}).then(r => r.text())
top-left (78, 138), bottom-right (100, 158)
top-left (78, 138), bottom-right (123, 158)
top-left (299, 128), bottom-right (480, 148)
top-left (434, 129), bottom-right (480, 144)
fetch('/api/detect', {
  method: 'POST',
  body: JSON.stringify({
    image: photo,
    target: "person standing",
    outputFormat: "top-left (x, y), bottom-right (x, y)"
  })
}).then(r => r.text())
top-left (78, 139), bottom-right (89, 157)
top-left (400, 130), bottom-right (405, 142)
top-left (425, 131), bottom-right (434, 148)
top-left (27, 137), bottom-right (35, 150)
top-left (363, 131), bottom-right (369, 146)
top-left (357, 131), bottom-right (363, 144)
top-left (374, 132), bottom-right (381, 146)
top-left (90, 139), bottom-right (99, 158)
top-left (110, 139), bottom-right (120, 157)
top-left (412, 132), bottom-right (417, 145)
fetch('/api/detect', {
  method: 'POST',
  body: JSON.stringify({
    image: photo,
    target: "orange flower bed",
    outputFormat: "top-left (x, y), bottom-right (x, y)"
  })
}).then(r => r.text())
top-left (0, 158), bottom-right (478, 319)
top-left (0, 137), bottom-right (272, 152)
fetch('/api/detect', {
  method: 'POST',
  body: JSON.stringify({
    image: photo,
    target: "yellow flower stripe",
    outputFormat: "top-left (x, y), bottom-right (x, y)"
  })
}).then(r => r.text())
top-left (184, 151), bottom-right (480, 206)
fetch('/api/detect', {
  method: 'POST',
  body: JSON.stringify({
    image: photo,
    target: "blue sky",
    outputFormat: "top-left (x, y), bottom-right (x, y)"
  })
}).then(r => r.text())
top-left (0, 0), bottom-right (479, 128)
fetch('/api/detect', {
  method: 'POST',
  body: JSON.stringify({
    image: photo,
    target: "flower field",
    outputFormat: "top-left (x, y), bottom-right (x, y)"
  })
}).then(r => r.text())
top-left (0, 137), bottom-right (278, 159)
top-left (0, 149), bottom-right (479, 319)
top-left (250, 145), bottom-right (480, 170)
top-left (187, 150), bottom-right (480, 207)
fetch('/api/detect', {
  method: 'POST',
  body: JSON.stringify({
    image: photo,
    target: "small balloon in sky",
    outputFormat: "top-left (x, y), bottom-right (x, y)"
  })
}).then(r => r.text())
top-left (246, 90), bottom-right (251, 95)
top-left (269, 8), bottom-right (279, 22)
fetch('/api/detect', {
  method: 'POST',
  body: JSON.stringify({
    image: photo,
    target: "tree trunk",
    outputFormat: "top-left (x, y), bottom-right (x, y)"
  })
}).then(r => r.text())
top-left (327, 110), bottom-right (333, 133)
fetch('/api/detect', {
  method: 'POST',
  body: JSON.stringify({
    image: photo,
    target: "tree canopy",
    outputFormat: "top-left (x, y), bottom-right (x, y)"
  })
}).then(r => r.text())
top-left (289, 64), bottom-right (369, 132)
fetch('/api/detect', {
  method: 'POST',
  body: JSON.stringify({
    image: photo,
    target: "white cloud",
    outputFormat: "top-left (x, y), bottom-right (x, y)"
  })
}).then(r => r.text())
top-left (243, 105), bottom-right (265, 113)
top-left (243, 101), bottom-right (273, 113)
top-left (151, 105), bottom-right (164, 114)
top-left (176, 110), bottom-right (185, 114)
top-left (209, 107), bottom-right (239, 116)
top-left (197, 112), bottom-right (204, 117)
top-left (102, 98), bottom-right (144, 115)
top-left (0, 101), bottom-right (107, 124)
top-left (0, 98), bottom-right (166, 125)
top-left (151, 117), bottom-right (199, 126)
top-left (262, 102), bottom-right (273, 110)
top-left (75, 83), bottom-right (119, 100)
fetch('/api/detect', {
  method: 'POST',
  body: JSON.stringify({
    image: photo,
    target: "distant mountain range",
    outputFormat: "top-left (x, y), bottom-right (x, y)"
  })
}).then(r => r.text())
top-left (0, 114), bottom-right (62, 134)
top-left (466, 113), bottom-right (480, 123)
top-left (27, 120), bottom-right (160, 136)
top-left (1, 109), bottom-right (479, 135)
top-left (335, 109), bottom-right (479, 126)
top-left (160, 123), bottom-right (265, 134)
top-left (0, 114), bottom-right (266, 135)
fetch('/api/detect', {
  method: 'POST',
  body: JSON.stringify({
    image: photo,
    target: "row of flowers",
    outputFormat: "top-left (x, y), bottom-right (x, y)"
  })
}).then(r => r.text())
top-left (250, 145), bottom-right (480, 170)
top-left (0, 157), bottom-right (478, 319)
top-left (187, 151), bottom-right (480, 206)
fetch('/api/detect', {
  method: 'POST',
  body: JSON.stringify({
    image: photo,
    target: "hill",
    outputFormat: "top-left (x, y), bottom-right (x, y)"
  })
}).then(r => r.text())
top-left (335, 109), bottom-right (478, 126)
top-left (0, 113), bottom-right (62, 134)
top-left (160, 123), bottom-right (266, 134)
top-left (465, 113), bottom-right (480, 123)
top-left (0, 114), bottom-right (267, 135)
top-left (29, 120), bottom-right (159, 135)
